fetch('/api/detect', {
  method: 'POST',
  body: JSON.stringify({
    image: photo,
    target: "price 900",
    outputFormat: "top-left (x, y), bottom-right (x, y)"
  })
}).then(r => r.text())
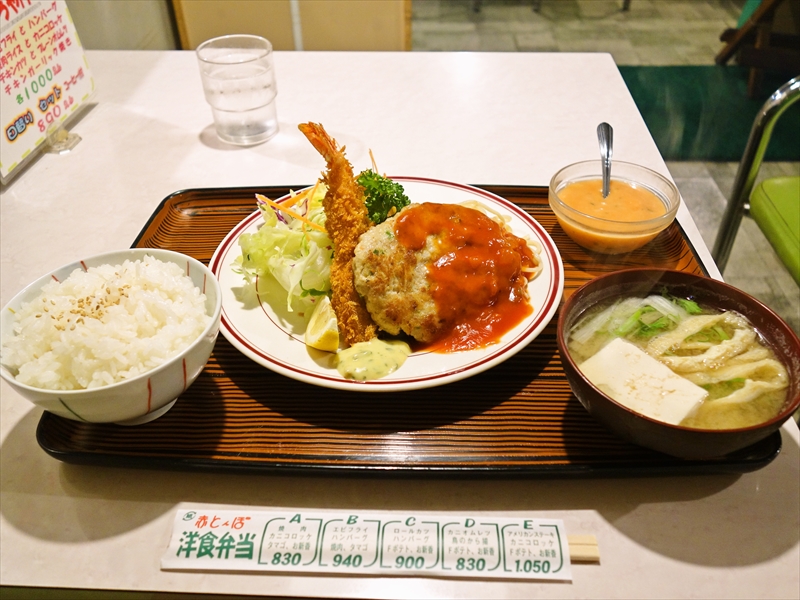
top-left (395, 555), bottom-right (425, 569)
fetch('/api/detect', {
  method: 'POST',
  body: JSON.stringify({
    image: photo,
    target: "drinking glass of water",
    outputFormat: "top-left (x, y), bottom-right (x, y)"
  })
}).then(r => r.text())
top-left (196, 34), bottom-right (278, 146)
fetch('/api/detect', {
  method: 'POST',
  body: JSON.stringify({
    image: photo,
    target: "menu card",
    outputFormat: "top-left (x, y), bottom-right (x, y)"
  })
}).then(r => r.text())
top-left (0, 0), bottom-right (94, 182)
top-left (162, 508), bottom-right (574, 581)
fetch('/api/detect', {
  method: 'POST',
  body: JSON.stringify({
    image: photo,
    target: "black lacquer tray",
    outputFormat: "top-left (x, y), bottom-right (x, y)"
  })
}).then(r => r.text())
top-left (36, 185), bottom-right (781, 476)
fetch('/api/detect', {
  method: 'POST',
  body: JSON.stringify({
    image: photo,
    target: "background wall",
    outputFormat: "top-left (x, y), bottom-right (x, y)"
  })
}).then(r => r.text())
top-left (66, 0), bottom-right (178, 49)
top-left (173, 0), bottom-right (411, 51)
top-left (297, 0), bottom-right (410, 51)
top-left (172, 0), bottom-right (295, 50)
top-left (64, 0), bottom-right (410, 52)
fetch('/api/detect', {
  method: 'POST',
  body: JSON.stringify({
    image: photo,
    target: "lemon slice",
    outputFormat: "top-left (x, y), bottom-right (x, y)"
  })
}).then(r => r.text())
top-left (304, 296), bottom-right (339, 352)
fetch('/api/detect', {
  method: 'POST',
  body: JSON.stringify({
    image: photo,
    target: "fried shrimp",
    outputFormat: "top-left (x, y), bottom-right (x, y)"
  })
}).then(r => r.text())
top-left (299, 122), bottom-right (378, 346)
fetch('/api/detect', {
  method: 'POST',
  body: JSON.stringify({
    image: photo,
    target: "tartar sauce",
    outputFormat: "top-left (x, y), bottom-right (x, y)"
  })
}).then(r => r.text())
top-left (336, 338), bottom-right (411, 381)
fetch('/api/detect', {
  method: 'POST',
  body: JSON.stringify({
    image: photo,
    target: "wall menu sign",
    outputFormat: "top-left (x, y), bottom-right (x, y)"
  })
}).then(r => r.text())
top-left (0, 0), bottom-right (94, 182)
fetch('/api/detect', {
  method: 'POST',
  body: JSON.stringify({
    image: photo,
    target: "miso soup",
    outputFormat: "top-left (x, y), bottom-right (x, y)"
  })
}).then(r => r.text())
top-left (567, 293), bottom-right (789, 430)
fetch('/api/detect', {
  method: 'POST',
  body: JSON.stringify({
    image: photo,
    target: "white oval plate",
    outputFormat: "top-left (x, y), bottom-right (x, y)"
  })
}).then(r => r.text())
top-left (210, 177), bottom-right (564, 392)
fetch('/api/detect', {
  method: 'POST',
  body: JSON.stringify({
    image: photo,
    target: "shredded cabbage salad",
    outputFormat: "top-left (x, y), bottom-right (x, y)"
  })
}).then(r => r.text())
top-left (235, 183), bottom-right (333, 312)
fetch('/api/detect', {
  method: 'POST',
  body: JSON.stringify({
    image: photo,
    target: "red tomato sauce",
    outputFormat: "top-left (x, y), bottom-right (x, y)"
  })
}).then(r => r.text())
top-left (394, 202), bottom-right (537, 352)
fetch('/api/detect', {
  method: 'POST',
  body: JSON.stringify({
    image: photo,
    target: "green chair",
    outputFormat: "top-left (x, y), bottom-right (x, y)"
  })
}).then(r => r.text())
top-left (712, 76), bottom-right (800, 286)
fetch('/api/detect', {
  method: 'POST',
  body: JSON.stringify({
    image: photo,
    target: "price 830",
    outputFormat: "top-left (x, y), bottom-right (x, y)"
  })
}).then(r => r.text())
top-left (271, 552), bottom-right (302, 566)
top-left (455, 557), bottom-right (486, 571)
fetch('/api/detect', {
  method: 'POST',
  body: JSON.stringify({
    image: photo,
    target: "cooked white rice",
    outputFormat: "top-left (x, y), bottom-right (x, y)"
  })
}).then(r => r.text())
top-left (1, 255), bottom-right (210, 390)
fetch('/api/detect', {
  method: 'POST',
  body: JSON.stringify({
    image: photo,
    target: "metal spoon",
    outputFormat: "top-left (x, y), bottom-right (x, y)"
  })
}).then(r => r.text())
top-left (597, 122), bottom-right (613, 198)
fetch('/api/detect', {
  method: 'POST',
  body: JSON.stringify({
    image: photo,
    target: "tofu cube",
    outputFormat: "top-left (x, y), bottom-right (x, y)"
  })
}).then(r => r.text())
top-left (578, 337), bottom-right (707, 425)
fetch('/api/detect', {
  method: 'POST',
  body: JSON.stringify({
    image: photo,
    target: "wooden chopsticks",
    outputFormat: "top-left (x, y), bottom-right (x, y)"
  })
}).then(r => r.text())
top-left (567, 535), bottom-right (600, 563)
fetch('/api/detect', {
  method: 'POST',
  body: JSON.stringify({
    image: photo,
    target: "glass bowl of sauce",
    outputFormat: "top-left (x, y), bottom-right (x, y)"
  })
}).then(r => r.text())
top-left (549, 160), bottom-right (680, 254)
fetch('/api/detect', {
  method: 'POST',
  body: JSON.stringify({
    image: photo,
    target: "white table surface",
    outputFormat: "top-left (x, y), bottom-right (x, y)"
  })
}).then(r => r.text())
top-left (1, 50), bottom-right (798, 599)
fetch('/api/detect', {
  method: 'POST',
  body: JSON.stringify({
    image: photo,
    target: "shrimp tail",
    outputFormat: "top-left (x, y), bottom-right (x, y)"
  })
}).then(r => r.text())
top-left (298, 122), bottom-right (341, 165)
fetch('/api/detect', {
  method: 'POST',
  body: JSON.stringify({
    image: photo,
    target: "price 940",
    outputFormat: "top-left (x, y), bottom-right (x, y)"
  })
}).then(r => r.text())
top-left (332, 554), bottom-right (362, 567)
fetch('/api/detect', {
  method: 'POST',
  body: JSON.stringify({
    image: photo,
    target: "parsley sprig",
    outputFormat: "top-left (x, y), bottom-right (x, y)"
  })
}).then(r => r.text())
top-left (357, 170), bottom-right (410, 224)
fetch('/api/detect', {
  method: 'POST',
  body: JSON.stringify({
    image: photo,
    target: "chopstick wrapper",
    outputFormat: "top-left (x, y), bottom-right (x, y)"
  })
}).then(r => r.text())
top-left (162, 507), bottom-right (598, 580)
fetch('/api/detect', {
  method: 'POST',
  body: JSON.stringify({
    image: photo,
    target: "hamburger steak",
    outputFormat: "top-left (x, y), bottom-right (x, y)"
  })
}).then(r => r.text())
top-left (353, 211), bottom-right (441, 342)
top-left (353, 202), bottom-right (539, 346)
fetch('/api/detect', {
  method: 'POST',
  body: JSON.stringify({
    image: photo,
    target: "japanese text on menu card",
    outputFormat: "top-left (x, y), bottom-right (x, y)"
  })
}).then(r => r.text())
top-left (162, 508), bottom-right (573, 581)
top-left (0, 0), bottom-right (94, 181)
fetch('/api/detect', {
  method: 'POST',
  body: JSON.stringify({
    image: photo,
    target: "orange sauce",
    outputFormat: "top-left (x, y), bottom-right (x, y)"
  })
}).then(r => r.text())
top-left (394, 203), bottom-right (536, 352)
top-left (558, 179), bottom-right (666, 221)
top-left (554, 179), bottom-right (669, 254)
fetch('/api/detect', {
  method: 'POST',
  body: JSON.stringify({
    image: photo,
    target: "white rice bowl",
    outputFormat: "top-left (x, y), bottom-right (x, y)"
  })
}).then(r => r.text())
top-left (0, 249), bottom-right (222, 425)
